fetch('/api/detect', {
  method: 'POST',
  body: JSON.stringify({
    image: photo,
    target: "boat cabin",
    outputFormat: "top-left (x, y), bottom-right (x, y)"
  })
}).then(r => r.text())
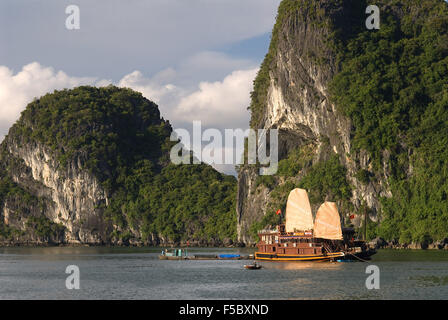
top-left (257, 224), bottom-right (323, 256)
top-left (162, 248), bottom-right (187, 257)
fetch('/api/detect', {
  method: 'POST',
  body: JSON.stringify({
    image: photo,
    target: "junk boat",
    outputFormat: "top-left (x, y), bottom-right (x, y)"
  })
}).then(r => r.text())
top-left (255, 188), bottom-right (376, 262)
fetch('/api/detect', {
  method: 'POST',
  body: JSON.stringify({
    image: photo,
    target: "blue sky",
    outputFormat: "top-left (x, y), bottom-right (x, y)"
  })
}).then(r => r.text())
top-left (0, 0), bottom-right (279, 81)
top-left (0, 0), bottom-right (281, 174)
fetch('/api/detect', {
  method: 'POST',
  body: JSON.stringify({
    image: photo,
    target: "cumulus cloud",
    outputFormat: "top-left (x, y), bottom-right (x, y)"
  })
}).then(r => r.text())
top-left (0, 62), bottom-right (257, 175)
top-left (118, 70), bottom-right (182, 105)
top-left (175, 68), bottom-right (258, 129)
top-left (0, 62), bottom-right (110, 140)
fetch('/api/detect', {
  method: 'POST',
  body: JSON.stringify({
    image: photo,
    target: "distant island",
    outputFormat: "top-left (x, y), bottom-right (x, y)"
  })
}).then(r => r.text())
top-left (0, 86), bottom-right (237, 246)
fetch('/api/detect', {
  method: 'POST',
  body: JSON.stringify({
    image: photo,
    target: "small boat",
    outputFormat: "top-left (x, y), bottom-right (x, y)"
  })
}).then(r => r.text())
top-left (159, 249), bottom-right (254, 261)
top-left (336, 259), bottom-right (355, 263)
top-left (159, 248), bottom-right (188, 260)
top-left (244, 263), bottom-right (262, 270)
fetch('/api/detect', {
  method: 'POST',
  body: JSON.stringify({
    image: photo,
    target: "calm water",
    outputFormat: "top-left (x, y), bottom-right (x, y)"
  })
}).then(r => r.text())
top-left (1, 247), bottom-right (448, 300)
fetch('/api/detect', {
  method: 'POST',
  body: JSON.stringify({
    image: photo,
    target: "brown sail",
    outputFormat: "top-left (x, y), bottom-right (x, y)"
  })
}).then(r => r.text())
top-left (285, 188), bottom-right (314, 233)
top-left (313, 202), bottom-right (343, 240)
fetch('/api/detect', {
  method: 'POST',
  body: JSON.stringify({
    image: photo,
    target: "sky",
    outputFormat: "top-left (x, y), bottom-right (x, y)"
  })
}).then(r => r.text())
top-left (0, 0), bottom-right (282, 175)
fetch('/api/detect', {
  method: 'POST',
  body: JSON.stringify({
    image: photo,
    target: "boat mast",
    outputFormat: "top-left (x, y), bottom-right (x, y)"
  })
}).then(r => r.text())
top-left (364, 203), bottom-right (367, 241)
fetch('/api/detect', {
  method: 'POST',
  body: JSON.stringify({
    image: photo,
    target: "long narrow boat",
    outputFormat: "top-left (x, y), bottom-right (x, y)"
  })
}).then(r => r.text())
top-left (159, 249), bottom-right (254, 260)
top-left (255, 189), bottom-right (376, 262)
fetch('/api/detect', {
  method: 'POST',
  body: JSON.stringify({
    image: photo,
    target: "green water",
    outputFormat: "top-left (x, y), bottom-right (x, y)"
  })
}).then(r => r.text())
top-left (0, 247), bottom-right (447, 300)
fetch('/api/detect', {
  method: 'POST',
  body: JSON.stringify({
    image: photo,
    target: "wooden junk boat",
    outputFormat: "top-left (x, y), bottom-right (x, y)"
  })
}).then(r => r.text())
top-left (255, 188), bottom-right (376, 262)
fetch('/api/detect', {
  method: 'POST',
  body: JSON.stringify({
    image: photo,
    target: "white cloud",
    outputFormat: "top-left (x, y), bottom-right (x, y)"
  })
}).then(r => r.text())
top-left (118, 70), bottom-right (183, 105)
top-left (0, 62), bottom-right (110, 140)
top-left (116, 52), bottom-right (257, 130)
top-left (0, 62), bottom-right (257, 176)
top-left (176, 51), bottom-right (256, 85)
top-left (117, 64), bottom-right (258, 176)
top-left (175, 68), bottom-right (258, 129)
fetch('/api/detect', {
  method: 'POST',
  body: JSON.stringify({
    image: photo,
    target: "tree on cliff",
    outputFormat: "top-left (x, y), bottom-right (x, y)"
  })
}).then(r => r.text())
top-left (0, 86), bottom-right (237, 244)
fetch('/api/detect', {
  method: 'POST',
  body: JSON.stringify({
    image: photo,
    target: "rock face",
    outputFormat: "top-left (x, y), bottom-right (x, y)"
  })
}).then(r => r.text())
top-left (237, 0), bottom-right (393, 244)
top-left (239, 0), bottom-right (448, 246)
top-left (0, 86), bottom-right (237, 246)
top-left (2, 139), bottom-right (109, 244)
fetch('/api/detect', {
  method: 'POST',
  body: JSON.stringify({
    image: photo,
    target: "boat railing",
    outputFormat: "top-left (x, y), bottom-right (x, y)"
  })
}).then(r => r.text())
top-left (258, 228), bottom-right (278, 234)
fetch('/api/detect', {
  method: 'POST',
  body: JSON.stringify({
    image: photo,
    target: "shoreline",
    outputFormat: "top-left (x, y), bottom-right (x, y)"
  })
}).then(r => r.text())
top-left (1, 243), bottom-right (448, 251)
top-left (0, 242), bottom-right (250, 249)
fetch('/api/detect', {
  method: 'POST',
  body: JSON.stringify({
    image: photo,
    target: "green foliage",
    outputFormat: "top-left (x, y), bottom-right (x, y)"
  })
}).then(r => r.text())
top-left (249, 211), bottom-right (283, 240)
top-left (255, 144), bottom-right (314, 190)
top-left (248, 0), bottom-right (363, 128)
top-left (277, 144), bottom-right (314, 177)
top-left (298, 155), bottom-right (352, 205)
top-left (11, 86), bottom-right (173, 194)
top-left (0, 171), bottom-right (60, 240)
top-left (1, 86), bottom-right (237, 244)
top-left (105, 163), bottom-right (237, 243)
top-left (355, 169), bottom-right (371, 185)
top-left (251, 156), bottom-right (351, 236)
top-left (328, 0), bottom-right (448, 242)
top-left (249, 0), bottom-right (300, 128)
top-left (255, 175), bottom-right (276, 190)
top-left (25, 216), bottom-right (65, 239)
top-left (250, 181), bottom-right (295, 239)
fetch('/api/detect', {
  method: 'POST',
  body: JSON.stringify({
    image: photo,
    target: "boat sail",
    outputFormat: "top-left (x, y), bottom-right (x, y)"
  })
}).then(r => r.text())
top-left (285, 188), bottom-right (314, 233)
top-left (255, 189), bottom-right (376, 262)
top-left (313, 202), bottom-right (343, 240)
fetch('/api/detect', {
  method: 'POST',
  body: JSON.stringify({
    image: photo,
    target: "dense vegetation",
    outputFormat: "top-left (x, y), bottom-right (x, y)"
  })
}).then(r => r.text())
top-left (329, 0), bottom-right (448, 243)
top-left (11, 85), bottom-right (173, 193)
top-left (106, 163), bottom-right (237, 243)
top-left (0, 171), bottom-right (64, 242)
top-left (249, 0), bottom-right (448, 244)
top-left (1, 86), bottom-right (237, 243)
top-left (251, 152), bottom-right (352, 238)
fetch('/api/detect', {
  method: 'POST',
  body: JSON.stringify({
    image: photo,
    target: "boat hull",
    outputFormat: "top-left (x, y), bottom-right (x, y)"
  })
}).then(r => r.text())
top-left (343, 249), bottom-right (376, 261)
top-left (159, 255), bottom-right (254, 260)
top-left (255, 251), bottom-right (345, 262)
top-left (158, 255), bottom-right (186, 260)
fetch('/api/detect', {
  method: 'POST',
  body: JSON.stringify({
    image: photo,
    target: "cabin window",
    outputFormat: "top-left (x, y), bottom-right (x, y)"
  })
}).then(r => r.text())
top-left (273, 246), bottom-right (276, 252)
top-left (293, 243), bottom-right (297, 247)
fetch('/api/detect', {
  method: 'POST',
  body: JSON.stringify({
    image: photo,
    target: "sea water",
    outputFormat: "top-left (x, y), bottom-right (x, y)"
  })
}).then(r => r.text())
top-left (0, 247), bottom-right (447, 300)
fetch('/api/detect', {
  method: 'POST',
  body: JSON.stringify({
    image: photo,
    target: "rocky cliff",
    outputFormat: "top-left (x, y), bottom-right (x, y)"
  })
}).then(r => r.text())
top-left (1, 139), bottom-right (109, 244)
top-left (237, 0), bottom-right (448, 245)
top-left (0, 86), bottom-right (237, 245)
